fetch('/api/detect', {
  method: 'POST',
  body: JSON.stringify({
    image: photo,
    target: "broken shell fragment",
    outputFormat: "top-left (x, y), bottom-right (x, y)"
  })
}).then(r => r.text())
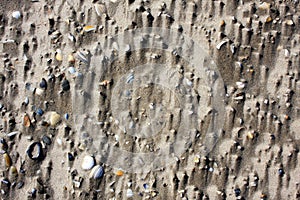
top-left (68, 54), bottom-right (75, 63)
top-left (26, 142), bottom-right (43, 160)
top-left (50, 112), bottom-right (61, 126)
top-left (286, 20), bottom-right (294, 26)
top-left (89, 165), bottom-right (104, 179)
top-left (81, 155), bottom-right (95, 170)
top-left (12, 11), bottom-right (21, 19)
top-left (115, 169), bottom-right (124, 176)
top-left (216, 40), bottom-right (227, 50)
top-left (94, 3), bottom-right (107, 16)
top-left (83, 25), bottom-right (96, 32)
top-left (76, 50), bottom-right (89, 64)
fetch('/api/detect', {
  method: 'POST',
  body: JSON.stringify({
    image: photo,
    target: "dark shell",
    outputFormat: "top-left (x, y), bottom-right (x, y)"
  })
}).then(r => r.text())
top-left (26, 142), bottom-right (43, 161)
top-left (36, 108), bottom-right (44, 116)
top-left (42, 135), bottom-right (51, 145)
top-left (39, 78), bottom-right (47, 89)
top-left (62, 79), bottom-right (70, 91)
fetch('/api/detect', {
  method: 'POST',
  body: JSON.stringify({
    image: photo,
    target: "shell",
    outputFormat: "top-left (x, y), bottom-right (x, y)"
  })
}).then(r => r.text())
top-left (23, 114), bottom-right (31, 127)
top-left (3, 153), bottom-right (12, 168)
top-left (81, 155), bottom-right (95, 170)
top-left (83, 25), bottom-right (96, 32)
top-left (115, 169), bottom-right (124, 176)
top-left (76, 50), bottom-right (89, 64)
top-left (286, 20), bottom-right (294, 26)
top-left (55, 49), bottom-right (63, 61)
top-left (9, 166), bottom-right (18, 180)
top-left (94, 3), bottom-right (107, 17)
top-left (26, 142), bottom-right (43, 160)
top-left (258, 2), bottom-right (270, 10)
top-left (12, 11), bottom-right (21, 19)
top-left (127, 189), bottom-right (134, 198)
top-left (89, 165), bottom-right (104, 179)
top-left (68, 54), bottom-right (75, 63)
top-left (50, 112), bottom-right (61, 126)
top-left (216, 40), bottom-right (227, 50)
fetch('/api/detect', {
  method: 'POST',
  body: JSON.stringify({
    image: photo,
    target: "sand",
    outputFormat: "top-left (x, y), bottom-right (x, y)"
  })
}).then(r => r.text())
top-left (0, 0), bottom-right (299, 199)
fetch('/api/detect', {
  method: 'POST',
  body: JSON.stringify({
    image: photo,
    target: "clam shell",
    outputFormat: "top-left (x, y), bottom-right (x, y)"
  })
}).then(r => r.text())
top-left (12, 11), bottom-right (21, 19)
top-left (83, 25), bottom-right (96, 32)
top-left (115, 169), bottom-right (124, 176)
top-left (50, 112), bottom-right (61, 126)
top-left (9, 166), bottom-right (18, 180)
top-left (89, 165), bottom-right (104, 179)
top-left (94, 3), bottom-right (107, 16)
top-left (3, 153), bottom-right (12, 168)
top-left (81, 155), bottom-right (95, 170)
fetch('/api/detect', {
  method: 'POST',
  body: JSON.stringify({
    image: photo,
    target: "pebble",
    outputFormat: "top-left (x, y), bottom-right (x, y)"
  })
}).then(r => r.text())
top-left (8, 166), bottom-right (18, 180)
top-left (81, 155), bottom-right (95, 170)
top-left (55, 49), bottom-right (63, 61)
top-left (12, 11), bottom-right (21, 19)
top-left (23, 114), bottom-right (31, 127)
top-left (89, 165), bottom-right (104, 179)
top-left (68, 67), bottom-right (76, 74)
top-left (26, 142), bottom-right (43, 160)
top-left (50, 112), bottom-right (61, 126)
top-left (68, 54), bottom-right (75, 63)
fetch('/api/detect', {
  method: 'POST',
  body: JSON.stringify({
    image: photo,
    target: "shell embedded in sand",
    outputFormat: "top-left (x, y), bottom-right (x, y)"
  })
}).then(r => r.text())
top-left (94, 3), bottom-right (107, 16)
top-left (50, 112), bottom-right (61, 126)
top-left (89, 165), bottom-right (104, 179)
top-left (81, 155), bottom-right (95, 170)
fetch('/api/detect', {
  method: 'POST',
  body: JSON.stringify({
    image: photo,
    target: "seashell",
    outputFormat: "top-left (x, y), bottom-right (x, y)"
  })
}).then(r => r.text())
top-left (258, 2), bottom-right (270, 10)
top-left (35, 88), bottom-right (44, 95)
top-left (26, 142), bottom-right (43, 160)
top-left (81, 155), bottom-right (95, 170)
top-left (0, 138), bottom-right (8, 152)
top-left (64, 113), bottom-right (69, 120)
top-left (24, 97), bottom-right (29, 105)
top-left (23, 114), bottom-right (31, 127)
top-left (127, 189), bottom-right (134, 198)
top-left (39, 78), bottom-right (47, 89)
top-left (99, 80), bottom-right (110, 86)
top-left (216, 40), bottom-right (227, 50)
top-left (83, 25), bottom-right (96, 32)
top-left (286, 20), bottom-right (294, 26)
top-left (89, 165), bottom-right (104, 179)
top-left (68, 67), bottom-right (76, 74)
top-left (68, 152), bottom-right (74, 161)
top-left (265, 16), bottom-right (272, 23)
top-left (12, 11), bottom-right (21, 19)
top-left (68, 54), bottom-right (75, 63)
top-left (55, 49), bottom-right (63, 61)
top-left (42, 135), bottom-right (51, 145)
top-left (8, 166), bottom-right (18, 180)
top-left (76, 50), bottom-right (89, 64)
top-left (50, 112), bottom-right (61, 126)
top-left (94, 3), bottom-right (107, 17)
top-left (61, 79), bottom-right (70, 91)
top-left (36, 108), bottom-right (44, 116)
top-left (16, 181), bottom-right (24, 189)
top-left (126, 74), bottom-right (134, 83)
top-left (3, 153), bottom-right (12, 168)
top-left (6, 131), bottom-right (19, 137)
top-left (115, 169), bottom-right (124, 176)
top-left (68, 33), bottom-right (76, 42)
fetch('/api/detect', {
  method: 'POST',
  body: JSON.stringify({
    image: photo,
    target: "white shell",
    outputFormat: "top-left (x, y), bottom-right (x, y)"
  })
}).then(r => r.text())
top-left (89, 165), bottom-right (104, 179)
top-left (126, 189), bottom-right (133, 198)
top-left (81, 155), bottom-right (95, 170)
top-left (12, 11), bottom-right (21, 19)
top-left (216, 40), bottom-right (227, 50)
top-left (94, 3), bottom-right (107, 16)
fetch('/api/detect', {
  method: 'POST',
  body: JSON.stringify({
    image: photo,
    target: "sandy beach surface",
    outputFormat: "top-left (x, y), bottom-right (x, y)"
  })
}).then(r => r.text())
top-left (0, 0), bottom-right (299, 199)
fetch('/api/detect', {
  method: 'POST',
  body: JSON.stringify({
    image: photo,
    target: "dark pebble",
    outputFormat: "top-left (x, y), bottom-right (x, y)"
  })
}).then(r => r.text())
top-left (26, 142), bottom-right (43, 161)
top-left (62, 79), bottom-right (70, 91)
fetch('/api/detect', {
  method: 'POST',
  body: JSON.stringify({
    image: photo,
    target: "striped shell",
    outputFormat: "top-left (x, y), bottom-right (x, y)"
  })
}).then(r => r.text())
top-left (89, 165), bottom-right (104, 179)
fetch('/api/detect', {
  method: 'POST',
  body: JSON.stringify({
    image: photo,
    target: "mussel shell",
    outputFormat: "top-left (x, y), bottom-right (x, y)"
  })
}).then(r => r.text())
top-left (89, 165), bottom-right (104, 179)
top-left (26, 142), bottom-right (43, 161)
